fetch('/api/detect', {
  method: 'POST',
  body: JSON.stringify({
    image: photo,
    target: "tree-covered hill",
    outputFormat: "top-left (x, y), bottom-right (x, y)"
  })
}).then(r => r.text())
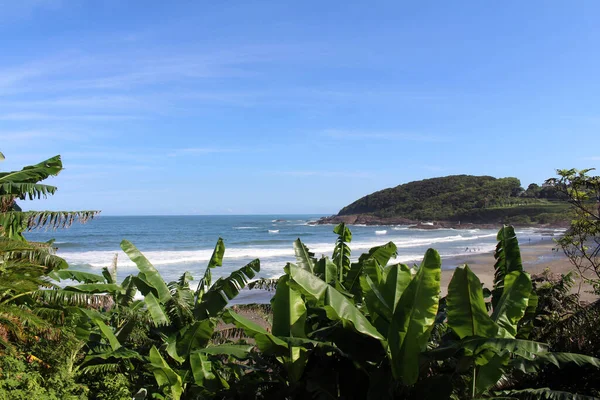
top-left (336, 174), bottom-right (569, 224)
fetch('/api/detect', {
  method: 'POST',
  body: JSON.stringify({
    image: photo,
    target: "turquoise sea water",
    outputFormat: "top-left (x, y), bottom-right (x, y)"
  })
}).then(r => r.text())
top-left (25, 215), bottom-right (562, 301)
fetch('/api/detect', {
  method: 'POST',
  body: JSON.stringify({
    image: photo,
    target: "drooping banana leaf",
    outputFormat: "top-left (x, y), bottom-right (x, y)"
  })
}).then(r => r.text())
top-left (289, 263), bottom-right (384, 341)
top-left (175, 319), bottom-right (215, 358)
top-left (121, 239), bottom-right (171, 302)
top-left (148, 345), bottom-right (183, 400)
top-left (222, 309), bottom-right (289, 354)
top-left (143, 292), bottom-right (171, 326)
top-left (510, 351), bottom-right (600, 374)
top-left (194, 258), bottom-right (260, 319)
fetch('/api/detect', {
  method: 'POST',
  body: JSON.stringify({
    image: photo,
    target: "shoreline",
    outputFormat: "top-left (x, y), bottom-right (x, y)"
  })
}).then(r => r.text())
top-left (233, 237), bottom-right (598, 305)
top-left (311, 214), bottom-right (570, 230)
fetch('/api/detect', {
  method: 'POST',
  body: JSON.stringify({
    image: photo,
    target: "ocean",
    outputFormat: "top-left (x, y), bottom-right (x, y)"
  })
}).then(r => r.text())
top-left (25, 215), bottom-right (563, 302)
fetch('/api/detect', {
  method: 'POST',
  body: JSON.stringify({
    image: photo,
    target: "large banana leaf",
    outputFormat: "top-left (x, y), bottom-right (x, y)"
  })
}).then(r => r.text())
top-left (272, 275), bottom-right (307, 338)
top-left (492, 225), bottom-right (523, 308)
top-left (491, 271), bottom-right (532, 337)
top-left (148, 345), bottom-right (183, 400)
top-left (175, 319), bottom-right (215, 358)
top-left (314, 256), bottom-right (338, 285)
top-left (447, 265), bottom-right (499, 339)
top-left (190, 352), bottom-right (221, 389)
top-left (195, 238), bottom-right (225, 302)
top-left (510, 351), bottom-right (600, 373)
top-left (121, 239), bottom-right (171, 302)
top-left (288, 263), bottom-right (384, 341)
top-left (91, 318), bottom-right (121, 351)
top-left (387, 248), bottom-right (441, 384)
top-left (382, 263), bottom-right (412, 313)
top-left (293, 238), bottom-right (316, 273)
top-left (0, 155), bottom-right (62, 184)
top-left (143, 292), bottom-right (171, 326)
top-left (195, 344), bottom-right (254, 358)
top-left (222, 309), bottom-right (289, 354)
top-left (194, 258), bottom-right (260, 319)
top-left (49, 269), bottom-right (105, 283)
top-left (344, 242), bottom-right (397, 293)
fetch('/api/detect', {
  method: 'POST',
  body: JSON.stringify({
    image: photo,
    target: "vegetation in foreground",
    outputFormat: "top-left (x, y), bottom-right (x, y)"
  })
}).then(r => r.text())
top-left (1, 154), bottom-right (600, 399)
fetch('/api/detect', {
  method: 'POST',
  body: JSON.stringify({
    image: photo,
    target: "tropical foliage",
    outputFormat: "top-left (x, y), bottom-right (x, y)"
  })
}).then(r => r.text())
top-left (547, 168), bottom-right (600, 294)
top-left (2, 153), bottom-right (599, 399)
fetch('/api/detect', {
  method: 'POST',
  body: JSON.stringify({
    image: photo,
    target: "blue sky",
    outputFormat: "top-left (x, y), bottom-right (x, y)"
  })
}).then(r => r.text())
top-left (1, 1), bottom-right (599, 215)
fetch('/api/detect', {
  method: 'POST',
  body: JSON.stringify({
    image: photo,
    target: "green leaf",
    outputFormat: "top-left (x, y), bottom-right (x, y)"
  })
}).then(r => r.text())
top-left (272, 275), bottom-right (307, 338)
top-left (447, 265), bottom-right (499, 339)
top-left (333, 223), bottom-right (352, 281)
top-left (195, 238), bottom-right (225, 302)
top-left (492, 225), bottom-right (523, 308)
top-left (222, 310), bottom-right (289, 354)
top-left (144, 292), bottom-right (171, 326)
top-left (491, 271), bottom-right (532, 337)
top-left (148, 346), bottom-right (183, 400)
top-left (314, 256), bottom-right (338, 285)
top-left (382, 263), bottom-right (412, 313)
top-left (121, 239), bottom-right (171, 303)
top-left (0, 155), bottom-right (62, 183)
top-left (289, 263), bottom-right (384, 341)
top-left (176, 319), bottom-right (215, 357)
top-left (63, 283), bottom-right (122, 294)
top-left (344, 242), bottom-right (397, 293)
top-left (194, 258), bottom-right (260, 319)
top-left (195, 344), bottom-right (254, 359)
top-left (50, 269), bottom-right (105, 283)
top-left (475, 352), bottom-right (510, 395)
top-left (510, 352), bottom-right (600, 374)
top-left (293, 238), bottom-right (316, 273)
top-left (387, 248), bottom-right (441, 384)
top-left (91, 318), bottom-right (121, 351)
top-left (190, 352), bottom-right (217, 387)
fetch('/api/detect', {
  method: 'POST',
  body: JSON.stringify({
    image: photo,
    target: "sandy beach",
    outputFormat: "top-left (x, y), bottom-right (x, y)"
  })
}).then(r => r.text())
top-left (440, 238), bottom-right (598, 302)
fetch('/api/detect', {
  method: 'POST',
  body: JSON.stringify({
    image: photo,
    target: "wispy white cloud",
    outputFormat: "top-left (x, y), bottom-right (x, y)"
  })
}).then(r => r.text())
top-left (323, 129), bottom-right (448, 142)
top-left (583, 156), bottom-right (600, 161)
top-left (273, 170), bottom-right (372, 178)
top-left (0, 112), bottom-right (141, 121)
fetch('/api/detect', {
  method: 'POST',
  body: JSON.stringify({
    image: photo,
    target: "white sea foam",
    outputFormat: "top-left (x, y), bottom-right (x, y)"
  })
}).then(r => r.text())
top-left (268, 230), bottom-right (279, 234)
top-left (58, 232), bottom-right (504, 269)
top-left (375, 230), bottom-right (387, 235)
top-left (233, 226), bottom-right (259, 230)
top-left (392, 226), bottom-right (409, 231)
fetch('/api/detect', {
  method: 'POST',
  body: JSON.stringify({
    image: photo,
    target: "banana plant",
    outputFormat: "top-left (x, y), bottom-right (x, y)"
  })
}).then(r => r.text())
top-left (109, 238), bottom-right (260, 399)
top-left (225, 224), bottom-right (443, 397)
top-left (437, 225), bottom-right (600, 398)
